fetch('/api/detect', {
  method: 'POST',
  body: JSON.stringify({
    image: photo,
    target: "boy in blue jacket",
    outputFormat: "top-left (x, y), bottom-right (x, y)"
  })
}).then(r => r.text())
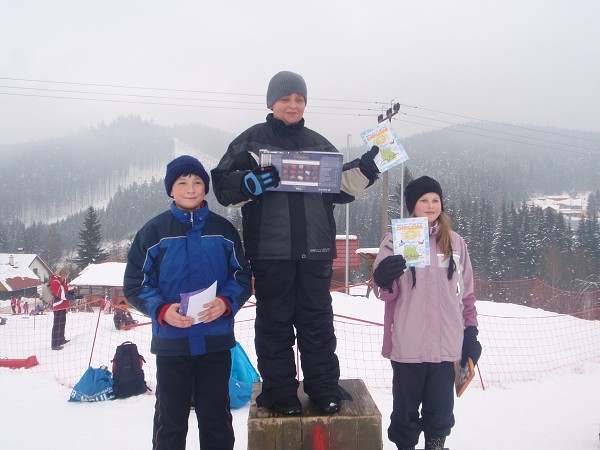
top-left (124, 155), bottom-right (252, 450)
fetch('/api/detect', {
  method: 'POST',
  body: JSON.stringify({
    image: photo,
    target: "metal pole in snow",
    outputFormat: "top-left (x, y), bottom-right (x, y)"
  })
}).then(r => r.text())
top-left (345, 134), bottom-right (351, 295)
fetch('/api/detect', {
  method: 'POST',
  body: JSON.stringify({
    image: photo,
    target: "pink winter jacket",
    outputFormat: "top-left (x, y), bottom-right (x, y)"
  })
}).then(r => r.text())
top-left (373, 227), bottom-right (478, 363)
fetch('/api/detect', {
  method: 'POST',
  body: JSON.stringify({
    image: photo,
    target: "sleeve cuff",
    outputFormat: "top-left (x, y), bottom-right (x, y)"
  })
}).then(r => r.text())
top-left (158, 304), bottom-right (170, 326)
top-left (218, 296), bottom-right (231, 316)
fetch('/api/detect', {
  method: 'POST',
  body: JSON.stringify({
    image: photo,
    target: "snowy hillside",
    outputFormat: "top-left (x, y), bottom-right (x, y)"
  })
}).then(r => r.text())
top-left (1, 291), bottom-right (599, 449)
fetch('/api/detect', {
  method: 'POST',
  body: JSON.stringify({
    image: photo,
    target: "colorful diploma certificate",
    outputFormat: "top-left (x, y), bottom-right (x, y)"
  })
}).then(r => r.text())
top-left (390, 217), bottom-right (430, 267)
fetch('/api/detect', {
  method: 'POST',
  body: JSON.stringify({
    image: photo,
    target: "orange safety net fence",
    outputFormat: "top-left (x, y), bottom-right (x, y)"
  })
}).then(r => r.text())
top-left (0, 279), bottom-right (598, 393)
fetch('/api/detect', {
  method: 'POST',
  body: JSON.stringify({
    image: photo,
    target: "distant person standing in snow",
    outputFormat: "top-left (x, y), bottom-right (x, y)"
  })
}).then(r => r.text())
top-left (211, 71), bottom-right (380, 415)
top-left (372, 176), bottom-right (482, 450)
top-left (49, 267), bottom-right (74, 350)
top-left (103, 294), bottom-right (112, 314)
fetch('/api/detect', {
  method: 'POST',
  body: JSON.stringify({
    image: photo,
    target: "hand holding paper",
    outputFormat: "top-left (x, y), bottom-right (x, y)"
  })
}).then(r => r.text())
top-left (164, 304), bottom-right (195, 328)
top-left (358, 145), bottom-right (381, 180)
top-left (242, 166), bottom-right (280, 198)
top-left (197, 297), bottom-right (227, 323)
top-left (178, 281), bottom-right (219, 325)
top-left (373, 255), bottom-right (407, 290)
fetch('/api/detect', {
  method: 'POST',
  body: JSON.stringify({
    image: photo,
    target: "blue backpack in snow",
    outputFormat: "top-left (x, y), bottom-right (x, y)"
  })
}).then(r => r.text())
top-left (69, 366), bottom-right (115, 402)
top-left (229, 341), bottom-right (259, 409)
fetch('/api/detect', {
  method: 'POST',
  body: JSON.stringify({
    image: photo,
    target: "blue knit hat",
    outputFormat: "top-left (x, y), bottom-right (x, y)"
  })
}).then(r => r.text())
top-left (267, 71), bottom-right (307, 108)
top-left (164, 155), bottom-right (210, 197)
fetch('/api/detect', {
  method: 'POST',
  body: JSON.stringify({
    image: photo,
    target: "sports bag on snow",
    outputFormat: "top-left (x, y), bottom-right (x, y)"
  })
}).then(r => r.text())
top-left (229, 341), bottom-right (260, 409)
top-left (111, 341), bottom-right (150, 399)
top-left (68, 366), bottom-right (114, 402)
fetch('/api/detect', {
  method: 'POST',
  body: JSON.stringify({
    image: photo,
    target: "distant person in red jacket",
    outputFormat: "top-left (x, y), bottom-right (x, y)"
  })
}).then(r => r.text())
top-left (49, 267), bottom-right (74, 350)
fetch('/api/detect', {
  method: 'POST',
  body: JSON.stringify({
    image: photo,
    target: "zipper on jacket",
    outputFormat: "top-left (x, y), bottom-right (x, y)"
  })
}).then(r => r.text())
top-left (190, 212), bottom-right (194, 227)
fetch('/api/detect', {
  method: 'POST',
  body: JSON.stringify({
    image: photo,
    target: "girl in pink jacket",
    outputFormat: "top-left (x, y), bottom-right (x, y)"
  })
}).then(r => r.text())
top-left (373, 176), bottom-right (482, 450)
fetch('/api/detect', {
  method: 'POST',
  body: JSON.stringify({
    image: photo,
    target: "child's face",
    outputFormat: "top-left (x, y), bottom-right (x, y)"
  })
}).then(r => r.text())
top-left (271, 93), bottom-right (306, 125)
top-left (170, 174), bottom-right (206, 211)
top-left (412, 192), bottom-right (442, 225)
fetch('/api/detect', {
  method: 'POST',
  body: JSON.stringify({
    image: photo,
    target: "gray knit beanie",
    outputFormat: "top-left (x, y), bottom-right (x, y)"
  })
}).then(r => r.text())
top-left (266, 71), bottom-right (307, 108)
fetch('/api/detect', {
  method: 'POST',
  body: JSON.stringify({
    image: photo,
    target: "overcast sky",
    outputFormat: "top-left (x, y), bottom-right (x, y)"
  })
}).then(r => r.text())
top-left (1, 0), bottom-right (599, 150)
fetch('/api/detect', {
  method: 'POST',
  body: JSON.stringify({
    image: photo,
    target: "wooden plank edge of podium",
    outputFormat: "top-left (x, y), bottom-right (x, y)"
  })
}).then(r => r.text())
top-left (247, 378), bottom-right (383, 450)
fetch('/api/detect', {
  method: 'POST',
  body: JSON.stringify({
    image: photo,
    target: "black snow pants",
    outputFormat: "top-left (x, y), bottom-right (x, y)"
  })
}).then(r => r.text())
top-left (51, 308), bottom-right (67, 348)
top-left (388, 361), bottom-right (455, 448)
top-left (251, 259), bottom-right (341, 406)
top-left (153, 352), bottom-right (234, 450)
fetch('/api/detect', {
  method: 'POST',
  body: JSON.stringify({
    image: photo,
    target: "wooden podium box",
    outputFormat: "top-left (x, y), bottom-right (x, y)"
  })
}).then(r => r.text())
top-left (247, 378), bottom-right (382, 450)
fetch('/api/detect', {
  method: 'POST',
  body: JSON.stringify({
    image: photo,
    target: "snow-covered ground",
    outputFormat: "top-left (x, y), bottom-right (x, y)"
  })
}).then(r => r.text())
top-left (1, 292), bottom-right (599, 449)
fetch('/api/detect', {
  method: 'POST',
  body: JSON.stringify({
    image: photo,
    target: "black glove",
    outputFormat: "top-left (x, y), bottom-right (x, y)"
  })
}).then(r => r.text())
top-left (242, 166), bottom-right (280, 198)
top-left (373, 255), bottom-right (407, 290)
top-left (358, 146), bottom-right (380, 181)
top-left (461, 326), bottom-right (482, 368)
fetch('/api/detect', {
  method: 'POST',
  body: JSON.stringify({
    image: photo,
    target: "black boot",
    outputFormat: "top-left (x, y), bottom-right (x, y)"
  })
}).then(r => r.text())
top-left (424, 435), bottom-right (446, 450)
top-left (271, 395), bottom-right (302, 415)
top-left (312, 396), bottom-right (341, 414)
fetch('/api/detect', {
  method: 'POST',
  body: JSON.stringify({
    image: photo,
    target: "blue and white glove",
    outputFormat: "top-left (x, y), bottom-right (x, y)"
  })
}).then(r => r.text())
top-left (242, 166), bottom-right (281, 199)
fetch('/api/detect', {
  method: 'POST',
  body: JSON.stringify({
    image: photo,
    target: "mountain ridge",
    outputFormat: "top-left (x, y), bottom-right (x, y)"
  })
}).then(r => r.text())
top-left (0, 116), bottom-right (598, 264)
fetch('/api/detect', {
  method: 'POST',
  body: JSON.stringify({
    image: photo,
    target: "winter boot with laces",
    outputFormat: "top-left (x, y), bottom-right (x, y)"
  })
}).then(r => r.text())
top-left (424, 435), bottom-right (446, 450)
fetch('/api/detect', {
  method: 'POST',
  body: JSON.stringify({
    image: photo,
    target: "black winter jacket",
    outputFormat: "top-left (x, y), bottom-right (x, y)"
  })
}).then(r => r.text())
top-left (211, 114), bottom-right (376, 261)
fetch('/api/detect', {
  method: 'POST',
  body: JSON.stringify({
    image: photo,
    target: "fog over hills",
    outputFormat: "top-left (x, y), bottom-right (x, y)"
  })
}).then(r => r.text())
top-left (0, 116), bottom-right (598, 273)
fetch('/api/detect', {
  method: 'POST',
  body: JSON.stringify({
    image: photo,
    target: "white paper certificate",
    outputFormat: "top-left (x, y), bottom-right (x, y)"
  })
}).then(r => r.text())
top-left (178, 281), bottom-right (217, 324)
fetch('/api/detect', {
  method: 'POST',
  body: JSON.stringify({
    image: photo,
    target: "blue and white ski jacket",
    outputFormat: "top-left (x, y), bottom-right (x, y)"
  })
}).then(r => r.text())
top-left (124, 201), bottom-right (252, 356)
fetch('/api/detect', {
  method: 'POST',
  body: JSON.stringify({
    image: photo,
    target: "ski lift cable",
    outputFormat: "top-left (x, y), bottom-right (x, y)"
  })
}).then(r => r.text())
top-left (399, 103), bottom-right (600, 144)
top-left (0, 76), bottom-right (383, 105)
top-left (2, 77), bottom-right (597, 146)
top-left (5, 77), bottom-right (599, 143)
top-left (1, 91), bottom-right (596, 154)
top-left (0, 84), bottom-right (384, 113)
top-left (400, 111), bottom-right (600, 153)
top-left (0, 90), bottom-right (372, 118)
top-left (1, 75), bottom-right (598, 151)
top-left (391, 117), bottom-right (595, 156)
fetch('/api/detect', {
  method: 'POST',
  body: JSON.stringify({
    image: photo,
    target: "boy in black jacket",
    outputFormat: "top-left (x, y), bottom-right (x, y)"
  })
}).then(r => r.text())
top-left (211, 71), bottom-right (379, 415)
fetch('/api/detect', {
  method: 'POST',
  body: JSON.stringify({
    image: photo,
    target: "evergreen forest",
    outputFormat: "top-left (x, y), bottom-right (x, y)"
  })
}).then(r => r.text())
top-left (0, 116), bottom-right (599, 291)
